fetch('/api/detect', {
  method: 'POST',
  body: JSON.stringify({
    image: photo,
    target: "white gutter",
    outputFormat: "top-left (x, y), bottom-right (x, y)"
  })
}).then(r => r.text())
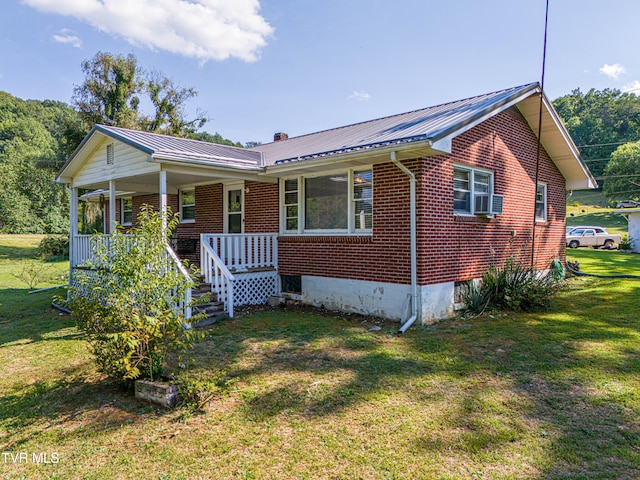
top-left (390, 151), bottom-right (419, 334)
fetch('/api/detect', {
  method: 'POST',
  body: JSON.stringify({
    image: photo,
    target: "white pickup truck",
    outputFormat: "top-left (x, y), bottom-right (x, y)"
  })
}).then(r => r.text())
top-left (566, 226), bottom-right (621, 249)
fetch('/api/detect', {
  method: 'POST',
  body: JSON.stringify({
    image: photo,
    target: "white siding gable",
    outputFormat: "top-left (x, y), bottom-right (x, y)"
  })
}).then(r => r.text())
top-left (72, 136), bottom-right (159, 188)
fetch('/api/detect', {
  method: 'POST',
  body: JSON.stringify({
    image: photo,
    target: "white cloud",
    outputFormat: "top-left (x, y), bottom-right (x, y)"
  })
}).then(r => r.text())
top-left (348, 90), bottom-right (371, 102)
top-left (599, 63), bottom-right (626, 80)
top-left (622, 80), bottom-right (640, 93)
top-left (22, 0), bottom-right (273, 62)
top-left (52, 28), bottom-right (83, 48)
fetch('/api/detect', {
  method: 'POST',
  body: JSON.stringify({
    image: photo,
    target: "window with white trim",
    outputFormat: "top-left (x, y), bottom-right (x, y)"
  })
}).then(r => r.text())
top-left (536, 183), bottom-right (547, 221)
top-left (453, 166), bottom-right (496, 215)
top-left (180, 189), bottom-right (195, 223)
top-left (283, 179), bottom-right (299, 231)
top-left (282, 168), bottom-right (373, 234)
top-left (120, 197), bottom-right (133, 225)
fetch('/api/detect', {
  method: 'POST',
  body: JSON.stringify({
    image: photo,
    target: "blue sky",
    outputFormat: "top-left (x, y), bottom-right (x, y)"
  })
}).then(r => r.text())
top-left (2, 0), bottom-right (639, 145)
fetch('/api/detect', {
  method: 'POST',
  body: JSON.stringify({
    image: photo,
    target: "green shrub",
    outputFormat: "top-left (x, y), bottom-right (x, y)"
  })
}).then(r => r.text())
top-left (69, 206), bottom-right (203, 383)
top-left (461, 259), bottom-right (562, 315)
top-left (619, 234), bottom-right (633, 250)
top-left (38, 235), bottom-right (69, 258)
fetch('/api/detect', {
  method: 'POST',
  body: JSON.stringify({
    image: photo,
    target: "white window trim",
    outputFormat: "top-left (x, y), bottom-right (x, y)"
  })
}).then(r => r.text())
top-left (454, 164), bottom-right (496, 217)
top-left (280, 167), bottom-right (373, 235)
top-left (179, 188), bottom-right (196, 224)
top-left (223, 181), bottom-right (244, 233)
top-left (120, 196), bottom-right (133, 226)
top-left (536, 182), bottom-right (547, 222)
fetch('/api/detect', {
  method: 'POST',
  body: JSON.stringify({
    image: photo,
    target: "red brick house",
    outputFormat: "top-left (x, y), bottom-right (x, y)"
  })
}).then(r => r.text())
top-left (56, 83), bottom-right (596, 329)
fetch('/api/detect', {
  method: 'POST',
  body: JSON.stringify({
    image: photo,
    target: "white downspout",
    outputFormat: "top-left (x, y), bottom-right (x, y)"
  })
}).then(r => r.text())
top-left (390, 151), bottom-right (418, 334)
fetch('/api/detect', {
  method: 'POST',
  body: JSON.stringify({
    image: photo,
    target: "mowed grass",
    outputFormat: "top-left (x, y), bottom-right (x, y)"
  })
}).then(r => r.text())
top-left (568, 248), bottom-right (640, 276)
top-left (0, 236), bottom-right (639, 479)
top-left (566, 189), bottom-right (630, 236)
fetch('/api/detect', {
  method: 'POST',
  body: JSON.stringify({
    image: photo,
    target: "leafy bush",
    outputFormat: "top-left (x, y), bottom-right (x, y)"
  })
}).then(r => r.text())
top-left (619, 234), bottom-right (633, 251)
top-left (69, 206), bottom-right (203, 383)
top-left (12, 261), bottom-right (53, 289)
top-left (461, 259), bottom-right (562, 315)
top-left (38, 235), bottom-right (69, 258)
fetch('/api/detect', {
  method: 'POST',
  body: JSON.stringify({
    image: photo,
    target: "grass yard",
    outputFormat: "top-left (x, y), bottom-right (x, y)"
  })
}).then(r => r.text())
top-left (1, 236), bottom-right (639, 479)
top-left (566, 189), bottom-right (631, 237)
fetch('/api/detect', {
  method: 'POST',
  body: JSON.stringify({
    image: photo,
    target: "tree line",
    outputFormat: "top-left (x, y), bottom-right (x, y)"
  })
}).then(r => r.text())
top-left (552, 88), bottom-right (640, 199)
top-left (0, 52), bottom-right (249, 233)
top-left (2, 51), bottom-right (640, 234)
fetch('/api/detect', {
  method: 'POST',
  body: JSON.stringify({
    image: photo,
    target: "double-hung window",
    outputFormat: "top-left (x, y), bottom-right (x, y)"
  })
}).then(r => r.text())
top-left (180, 189), bottom-right (195, 223)
top-left (453, 166), bottom-right (497, 215)
top-left (120, 197), bottom-right (133, 226)
top-left (282, 168), bottom-right (373, 234)
top-left (535, 183), bottom-right (547, 221)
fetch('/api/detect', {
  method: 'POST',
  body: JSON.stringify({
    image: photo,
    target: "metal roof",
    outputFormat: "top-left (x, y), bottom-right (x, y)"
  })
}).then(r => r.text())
top-left (253, 83), bottom-right (541, 165)
top-left (96, 125), bottom-right (262, 166)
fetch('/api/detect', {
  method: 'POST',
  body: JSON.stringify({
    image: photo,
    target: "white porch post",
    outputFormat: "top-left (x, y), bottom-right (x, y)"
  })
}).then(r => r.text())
top-left (159, 170), bottom-right (168, 235)
top-left (109, 180), bottom-right (117, 233)
top-left (69, 186), bottom-right (79, 283)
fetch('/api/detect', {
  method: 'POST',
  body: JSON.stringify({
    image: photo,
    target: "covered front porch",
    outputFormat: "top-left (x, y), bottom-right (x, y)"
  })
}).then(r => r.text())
top-left (58, 125), bottom-right (283, 322)
top-left (70, 232), bottom-right (279, 319)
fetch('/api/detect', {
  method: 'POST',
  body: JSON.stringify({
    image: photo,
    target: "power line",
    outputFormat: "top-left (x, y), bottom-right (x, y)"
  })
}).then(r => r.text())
top-left (578, 141), bottom-right (640, 148)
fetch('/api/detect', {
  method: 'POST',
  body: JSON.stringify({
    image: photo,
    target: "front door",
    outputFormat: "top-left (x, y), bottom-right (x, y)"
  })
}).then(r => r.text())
top-left (224, 182), bottom-right (244, 233)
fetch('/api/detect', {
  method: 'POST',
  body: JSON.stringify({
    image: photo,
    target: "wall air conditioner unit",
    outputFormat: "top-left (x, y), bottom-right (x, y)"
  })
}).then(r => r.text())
top-left (490, 194), bottom-right (504, 215)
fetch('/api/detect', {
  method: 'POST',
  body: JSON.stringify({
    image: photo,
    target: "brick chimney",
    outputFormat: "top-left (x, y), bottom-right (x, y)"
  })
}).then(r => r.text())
top-left (274, 132), bottom-right (288, 142)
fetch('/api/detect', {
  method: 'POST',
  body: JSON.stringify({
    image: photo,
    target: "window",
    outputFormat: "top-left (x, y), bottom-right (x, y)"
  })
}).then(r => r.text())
top-left (282, 168), bottom-right (373, 234)
top-left (536, 183), bottom-right (547, 221)
top-left (454, 166), bottom-right (497, 215)
top-left (106, 144), bottom-right (114, 165)
top-left (284, 179), bottom-right (298, 231)
top-left (353, 170), bottom-right (373, 230)
top-left (180, 189), bottom-right (195, 223)
top-left (305, 175), bottom-right (348, 230)
top-left (120, 197), bottom-right (133, 225)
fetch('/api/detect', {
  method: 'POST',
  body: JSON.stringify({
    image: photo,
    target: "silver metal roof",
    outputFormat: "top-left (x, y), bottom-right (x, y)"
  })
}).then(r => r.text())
top-left (253, 83), bottom-right (540, 165)
top-left (94, 125), bottom-right (263, 167)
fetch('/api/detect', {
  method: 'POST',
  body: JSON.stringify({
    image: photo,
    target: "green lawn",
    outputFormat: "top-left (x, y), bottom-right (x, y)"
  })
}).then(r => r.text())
top-left (567, 248), bottom-right (640, 276)
top-left (566, 189), bottom-right (630, 237)
top-left (1, 236), bottom-right (639, 479)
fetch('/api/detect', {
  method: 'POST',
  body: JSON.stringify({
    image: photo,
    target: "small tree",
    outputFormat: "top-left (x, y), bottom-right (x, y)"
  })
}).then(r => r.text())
top-left (70, 206), bottom-right (201, 382)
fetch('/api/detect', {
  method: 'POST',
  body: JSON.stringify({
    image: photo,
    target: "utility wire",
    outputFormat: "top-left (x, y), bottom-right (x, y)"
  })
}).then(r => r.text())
top-left (532, 0), bottom-right (549, 268)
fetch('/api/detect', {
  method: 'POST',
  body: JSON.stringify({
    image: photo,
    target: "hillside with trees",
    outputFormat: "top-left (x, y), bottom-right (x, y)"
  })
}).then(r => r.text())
top-left (0, 92), bottom-right (78, 233)
top-left (552, 88), bottom-right (640, 201)
top-left (0, 52), bottom-right (243, 234)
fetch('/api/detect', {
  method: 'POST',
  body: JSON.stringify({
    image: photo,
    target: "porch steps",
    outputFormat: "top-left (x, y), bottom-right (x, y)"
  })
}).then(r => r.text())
top-left (190, 283), bottom-right (227, 328)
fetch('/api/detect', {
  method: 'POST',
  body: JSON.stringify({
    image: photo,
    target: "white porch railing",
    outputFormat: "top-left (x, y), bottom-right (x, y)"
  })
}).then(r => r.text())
top-left (71, 234), bottom-right (193, 323)
top-left (201, 233), bottom-right (278, 272)
top-left (201, 240), bottom-right (235, 318)
top-left (72, 234), bottom-right (138, 268)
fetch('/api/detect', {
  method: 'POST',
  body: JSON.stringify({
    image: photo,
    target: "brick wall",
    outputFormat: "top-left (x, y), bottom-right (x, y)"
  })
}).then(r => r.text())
top-left (279, 107), bottom-right (566, 286)
top-left (416, 107), bottom-right (565, 285)
top-left (244, 181), bottom-right (279, 233)
top-left (101, 106), bottom-right (566, 286)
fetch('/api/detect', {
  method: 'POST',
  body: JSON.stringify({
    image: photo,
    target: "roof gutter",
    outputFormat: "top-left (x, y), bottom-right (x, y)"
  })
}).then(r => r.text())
top-left (264, 139), bottom-right (439, 174)
top-left (390, 151), bottom-right (419, 334)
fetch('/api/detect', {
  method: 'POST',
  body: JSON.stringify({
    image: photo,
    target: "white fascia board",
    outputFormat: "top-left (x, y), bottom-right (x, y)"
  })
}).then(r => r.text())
top-left (158, 160), bottom-right (277, 183)
top-left (264, 139), bottom-right (437, 175)
top-left (540, 96), bottom-right (598, 189)
top-left (152, 155), bottom-right (262, 170)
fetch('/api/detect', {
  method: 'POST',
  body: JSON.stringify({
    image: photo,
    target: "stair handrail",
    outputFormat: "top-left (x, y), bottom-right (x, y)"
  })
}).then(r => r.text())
top-left (201, 240), bottom-right (236, 318)
top-left (165, 243), bottom-right (193, 325)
